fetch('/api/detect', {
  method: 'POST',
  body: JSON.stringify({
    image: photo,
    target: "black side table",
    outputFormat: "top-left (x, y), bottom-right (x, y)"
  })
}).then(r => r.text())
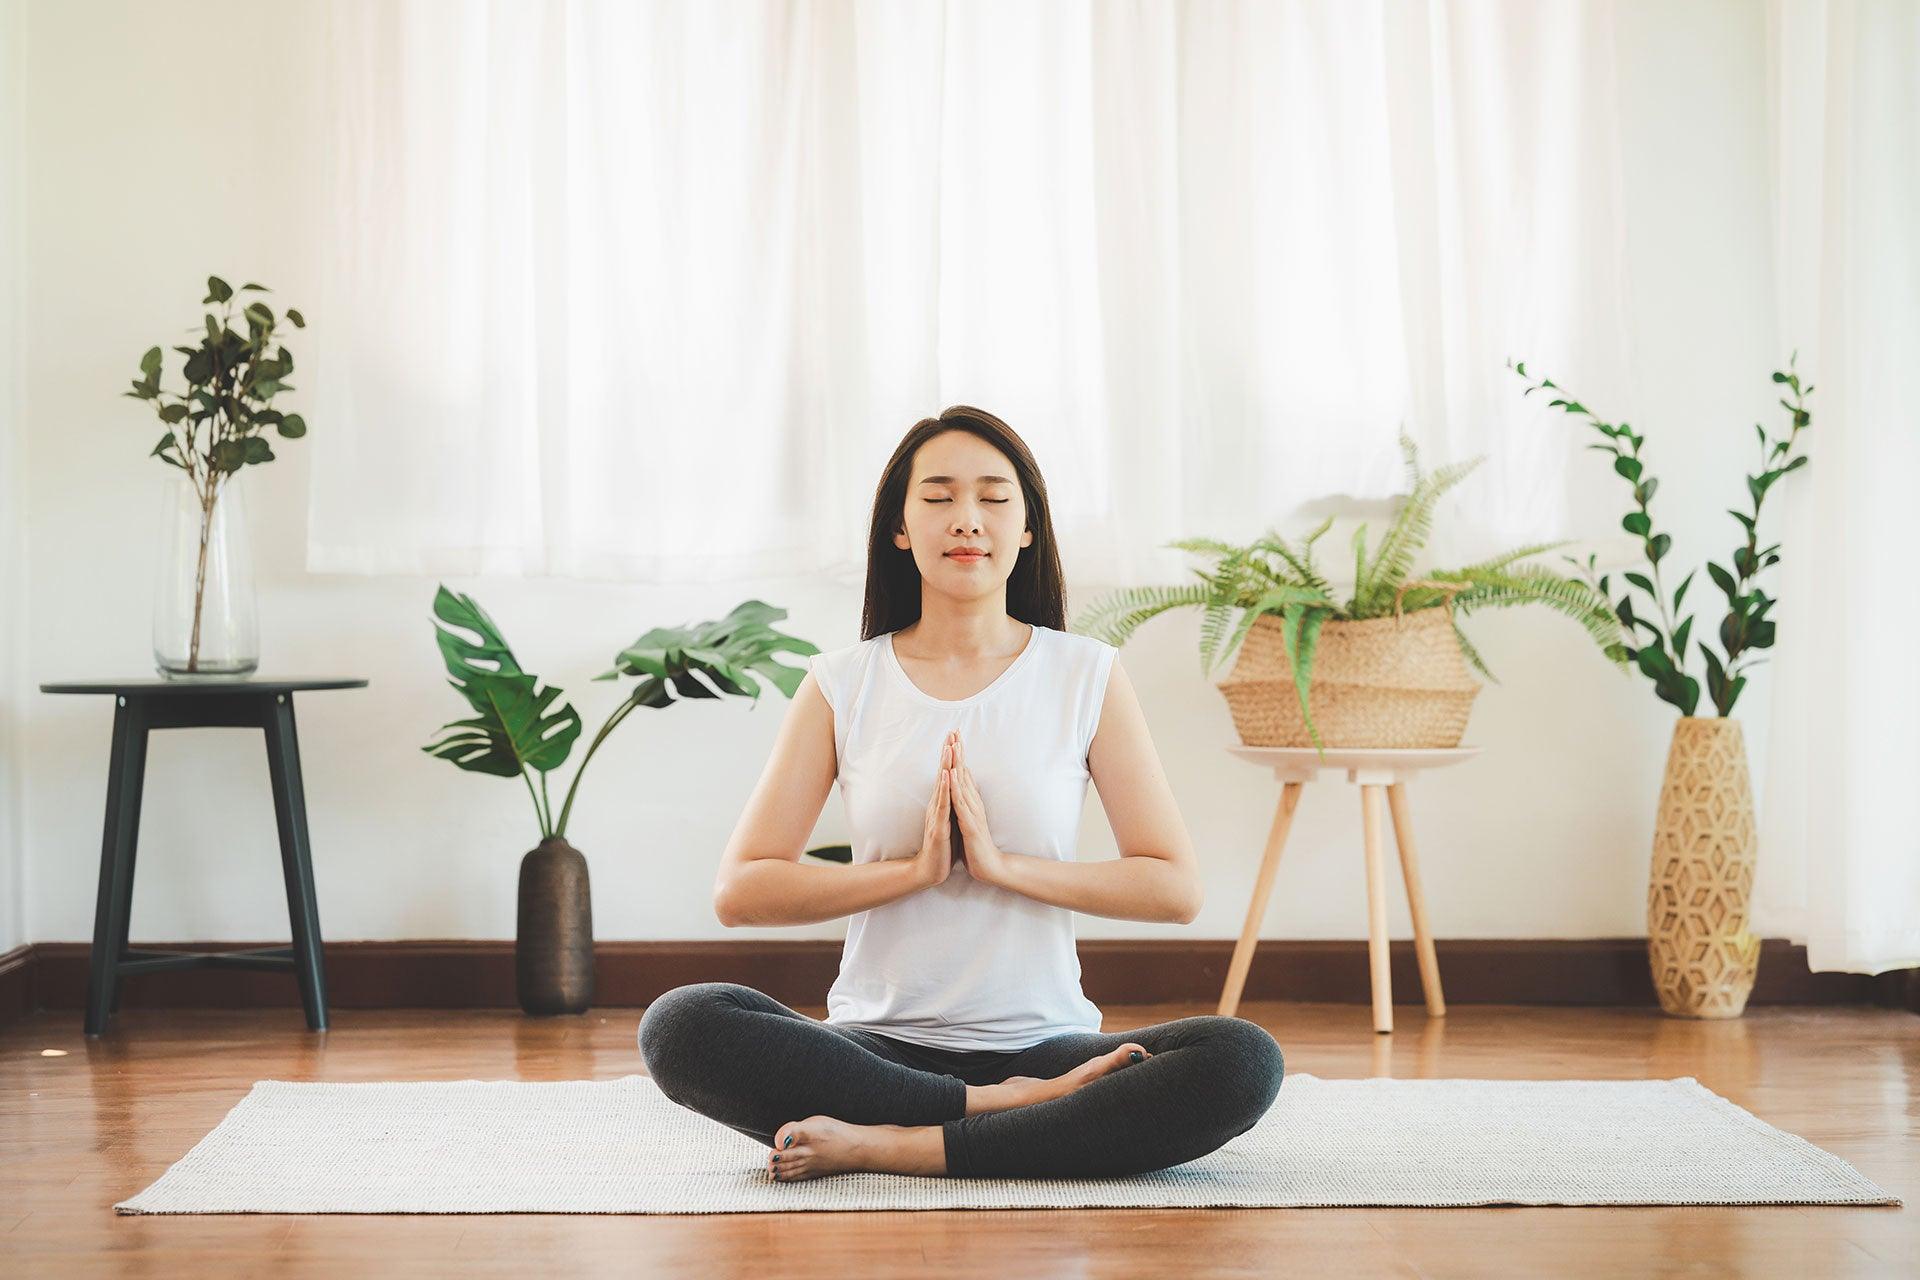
top-left (39, 677), bottom-right (369, 1036)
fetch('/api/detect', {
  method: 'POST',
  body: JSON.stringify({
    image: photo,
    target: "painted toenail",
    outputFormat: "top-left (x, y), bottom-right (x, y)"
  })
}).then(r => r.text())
top-left (785, 1134), bottom-right (795, 1147)
top-left (1129, 1051), bottom-right (1142, 1063)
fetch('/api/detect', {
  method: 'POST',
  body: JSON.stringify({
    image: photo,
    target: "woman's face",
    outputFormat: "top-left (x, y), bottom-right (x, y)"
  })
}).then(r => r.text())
top-left (894, 428), bottom-right (1034, 598)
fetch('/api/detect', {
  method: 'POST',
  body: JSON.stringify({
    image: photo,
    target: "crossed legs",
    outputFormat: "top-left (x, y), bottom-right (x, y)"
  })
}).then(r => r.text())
top-left (637, 982), bottom-right (1285, 1181)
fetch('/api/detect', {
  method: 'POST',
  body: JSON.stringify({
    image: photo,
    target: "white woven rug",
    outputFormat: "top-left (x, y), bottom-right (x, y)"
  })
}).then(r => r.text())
top-left (115, 1073), bottom-right (1899, 1214)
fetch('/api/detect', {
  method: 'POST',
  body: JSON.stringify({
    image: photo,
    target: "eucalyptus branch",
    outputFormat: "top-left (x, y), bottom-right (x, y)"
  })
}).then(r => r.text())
top-left (1696, 354), bottom-right (1811, 712)
top-left (124, 277), bottom-right (311, 672)
top-left (1510, 355), bottom-right (1813, 718)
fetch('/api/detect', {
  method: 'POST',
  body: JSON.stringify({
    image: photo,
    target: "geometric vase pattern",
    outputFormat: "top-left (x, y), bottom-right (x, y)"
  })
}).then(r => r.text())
top-left (1646, 716), bottom-right (1761, 1018)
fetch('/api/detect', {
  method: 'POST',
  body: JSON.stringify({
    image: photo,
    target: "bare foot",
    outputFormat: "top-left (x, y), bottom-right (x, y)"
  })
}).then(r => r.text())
top-left (767, 1116), bottom-right (946, 1180)
top-left (985, 1042), bottom-right (1153, 1113)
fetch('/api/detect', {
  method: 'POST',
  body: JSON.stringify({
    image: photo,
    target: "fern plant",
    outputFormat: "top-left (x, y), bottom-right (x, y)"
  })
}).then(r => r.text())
top-left (1072, 431), bottom-right (1628, 752)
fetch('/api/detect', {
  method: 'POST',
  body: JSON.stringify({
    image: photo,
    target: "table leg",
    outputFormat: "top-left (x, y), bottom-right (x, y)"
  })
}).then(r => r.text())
top-left (1387, 781), bottom-right (1446, 1018)
top-left (265, 694), bottom-right (329, 1031)
top-left (1360, 783), bottom-right (1393, 1034)
top-left (85, 698), bottom-right (148, 1036)
top-left (110, 799), bottom-right (139, 1017)
top-left (1217, 781), bottom-right (1303, 1018)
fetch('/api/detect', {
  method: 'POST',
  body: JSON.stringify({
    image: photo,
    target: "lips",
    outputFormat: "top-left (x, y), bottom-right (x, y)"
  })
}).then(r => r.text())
top-left (946, 550), bottom-right (987, 560)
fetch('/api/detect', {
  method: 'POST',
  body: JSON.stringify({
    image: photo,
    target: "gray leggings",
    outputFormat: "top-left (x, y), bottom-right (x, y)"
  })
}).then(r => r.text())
top-left (637, 981), bottom-right (1285, 1179)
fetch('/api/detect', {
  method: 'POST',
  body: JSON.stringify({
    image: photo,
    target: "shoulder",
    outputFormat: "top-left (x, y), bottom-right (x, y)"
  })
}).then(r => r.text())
top-left (806, 633), bottom-right (875, 667)
top-left (1043, 625), bottom-right (1116, 661)
top-left (807, 634), bottom-right (880, 670)
top-left (1044, 626), bottom-right (1119, 683)
top-left (805, 634), bottom-right (884, 711)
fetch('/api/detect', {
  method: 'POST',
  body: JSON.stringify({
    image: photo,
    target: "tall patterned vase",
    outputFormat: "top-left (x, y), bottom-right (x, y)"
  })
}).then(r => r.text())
top-left (1647, 717), bottom-right (1761, 1017)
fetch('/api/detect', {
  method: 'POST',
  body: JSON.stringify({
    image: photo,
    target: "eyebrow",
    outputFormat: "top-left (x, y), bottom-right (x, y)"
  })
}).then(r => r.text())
top-left (918, 475), bottom-right (1015, 485)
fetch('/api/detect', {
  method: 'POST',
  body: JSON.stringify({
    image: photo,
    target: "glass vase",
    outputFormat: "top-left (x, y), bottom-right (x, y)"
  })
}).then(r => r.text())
top-left (153, 468), bottom-right (258, 678)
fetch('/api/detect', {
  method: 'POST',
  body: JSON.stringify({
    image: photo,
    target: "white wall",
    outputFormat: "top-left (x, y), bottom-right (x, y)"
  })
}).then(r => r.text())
top-left (0, 0), bottom-right (28, 954)
top-left (13, 1), bottom-right (1787, 949)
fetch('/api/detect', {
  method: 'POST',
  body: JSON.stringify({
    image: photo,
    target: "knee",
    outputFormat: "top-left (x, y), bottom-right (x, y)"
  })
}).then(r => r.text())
top-left (1204, 1016), bottom-right (1285, 1126)
top-left (636, 981), bottom-right (750, 1077)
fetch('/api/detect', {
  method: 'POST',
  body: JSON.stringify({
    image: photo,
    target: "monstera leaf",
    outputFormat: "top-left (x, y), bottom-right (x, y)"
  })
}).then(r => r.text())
top-left (428, 585), bottom-right (525, 708)
top-left (597, 598), bottom-right (819, 704)
top-left (424, 670), bottom-right (583, 778)
top-left (423, 585), bottom-right (582, 777)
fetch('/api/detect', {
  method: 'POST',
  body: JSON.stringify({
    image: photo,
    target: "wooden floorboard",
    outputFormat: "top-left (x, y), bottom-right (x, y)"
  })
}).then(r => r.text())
top-left (3, 1002), bottom-right (1914, 1278)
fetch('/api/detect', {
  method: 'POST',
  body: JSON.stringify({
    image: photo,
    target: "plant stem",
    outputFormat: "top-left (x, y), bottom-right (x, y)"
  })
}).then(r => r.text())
top-left (1726, 378), bottom-right (1809, 681)
top-left (189, 474), bottom-right (215, 672)
top-left (521, 766), bottom-right (550, 838)
top-left (553, 694), bottom-right (640, 838)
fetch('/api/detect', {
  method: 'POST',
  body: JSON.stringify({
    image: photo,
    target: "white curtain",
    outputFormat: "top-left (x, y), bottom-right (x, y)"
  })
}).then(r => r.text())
top-left (1755, 0), bottom-right (1920, 975)
top-left (308, 0), bottom-right (1633, 587)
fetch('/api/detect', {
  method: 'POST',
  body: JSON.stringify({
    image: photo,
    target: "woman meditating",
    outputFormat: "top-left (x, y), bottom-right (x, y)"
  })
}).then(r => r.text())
top-left (639, 405), bottom-right (1285, 1181)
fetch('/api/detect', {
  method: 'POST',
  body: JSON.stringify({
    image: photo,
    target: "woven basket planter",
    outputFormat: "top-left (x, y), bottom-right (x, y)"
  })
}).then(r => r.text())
top-left (1216, 605), bottom-right (1480, 749)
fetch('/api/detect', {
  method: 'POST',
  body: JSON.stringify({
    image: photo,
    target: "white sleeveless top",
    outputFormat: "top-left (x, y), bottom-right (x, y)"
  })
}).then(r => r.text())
top-left (808, 622), bottom-right (1116, 1051)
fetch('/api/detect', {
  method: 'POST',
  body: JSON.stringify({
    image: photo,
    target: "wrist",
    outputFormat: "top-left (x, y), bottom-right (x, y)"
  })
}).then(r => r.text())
top-left (975, 846), bottom-right (1017, 892)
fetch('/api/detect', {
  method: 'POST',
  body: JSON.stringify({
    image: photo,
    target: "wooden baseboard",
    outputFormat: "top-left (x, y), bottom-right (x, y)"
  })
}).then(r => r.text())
top-left (2, 937), bottom-right (1911, 1031)
top-left (0, 943), bottom-right (33, 1027)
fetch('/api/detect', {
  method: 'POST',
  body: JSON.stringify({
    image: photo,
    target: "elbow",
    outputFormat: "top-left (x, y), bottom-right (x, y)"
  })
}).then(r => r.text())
top-left (1175, 885), bottom-right (1203, 926)
top-left (712, 881), bottom-right (740, 929)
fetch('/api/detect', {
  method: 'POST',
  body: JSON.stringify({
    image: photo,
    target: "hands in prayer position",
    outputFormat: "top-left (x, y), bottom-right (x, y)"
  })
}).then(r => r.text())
top-left (912, 729), bottom-right (1010, 890)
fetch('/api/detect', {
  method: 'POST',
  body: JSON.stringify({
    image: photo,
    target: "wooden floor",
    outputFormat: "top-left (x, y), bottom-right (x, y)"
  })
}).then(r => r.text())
top-left (3, 1001), bottom-right (1914, 1278)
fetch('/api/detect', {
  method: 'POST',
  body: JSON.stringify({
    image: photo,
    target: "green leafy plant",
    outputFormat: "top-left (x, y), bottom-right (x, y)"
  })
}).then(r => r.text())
top-left (124, 274), bottom-right (309, 670)
top-left (1508, 356), bottom-right (1812, 717)
top-left (1073, 431), bottom-right (1626, 751)
top-left (424, 589), bottom-right (820, 839)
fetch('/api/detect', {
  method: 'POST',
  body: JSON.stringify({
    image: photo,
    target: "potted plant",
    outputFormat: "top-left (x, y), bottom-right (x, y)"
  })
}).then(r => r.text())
top-left (423, 589), bottom-right (819, 1015)
top-left (1073, 431), bottom-right (1627, 753)
top-left (124, 276), bottom-right (309, 677)
top-left (1510, 356), bottom-right (1813, 1020)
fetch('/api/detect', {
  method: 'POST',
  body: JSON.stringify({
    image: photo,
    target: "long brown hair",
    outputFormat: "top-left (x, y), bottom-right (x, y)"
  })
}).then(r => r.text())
top-left (860, 405), bottom-right (1068, 640)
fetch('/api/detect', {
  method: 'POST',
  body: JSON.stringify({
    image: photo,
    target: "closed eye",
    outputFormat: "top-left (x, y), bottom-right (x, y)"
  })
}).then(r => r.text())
top-left (925, 499), bottom-right (1008, 503)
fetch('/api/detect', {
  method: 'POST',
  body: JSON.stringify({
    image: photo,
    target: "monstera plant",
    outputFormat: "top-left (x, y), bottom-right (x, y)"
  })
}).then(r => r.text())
top-left (423, 588), bottom-right (819, 1015)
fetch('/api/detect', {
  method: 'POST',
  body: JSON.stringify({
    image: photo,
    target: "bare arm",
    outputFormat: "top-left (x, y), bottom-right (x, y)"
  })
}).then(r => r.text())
top-left (991, 657), bottom-right (1203, 924)
top-left (712, 669), bottom-right (934, 927)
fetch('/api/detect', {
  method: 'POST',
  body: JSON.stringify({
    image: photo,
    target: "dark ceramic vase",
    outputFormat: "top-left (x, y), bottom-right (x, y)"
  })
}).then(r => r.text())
top-left (516, 836), bottom-right (594, 1016)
